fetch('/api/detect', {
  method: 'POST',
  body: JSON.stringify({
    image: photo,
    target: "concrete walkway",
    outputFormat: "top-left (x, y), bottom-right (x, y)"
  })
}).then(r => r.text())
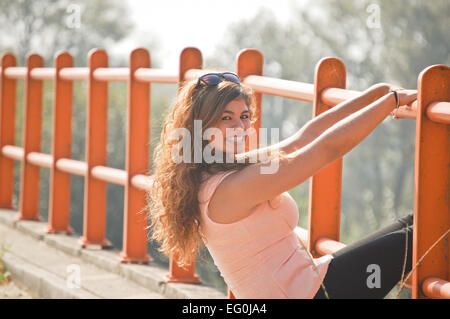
top-left (0, 209), bottom-right (226, 299)
top-left (0, 280), bottom-right (33, 298)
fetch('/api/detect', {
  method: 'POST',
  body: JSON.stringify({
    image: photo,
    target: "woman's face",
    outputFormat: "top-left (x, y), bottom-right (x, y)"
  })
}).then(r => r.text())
top-left (208, 98), bottom-right (252, 154)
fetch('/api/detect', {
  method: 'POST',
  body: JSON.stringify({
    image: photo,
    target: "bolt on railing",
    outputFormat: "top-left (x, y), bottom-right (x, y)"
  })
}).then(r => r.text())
top-left (0, 47), bottom-right (448, 299)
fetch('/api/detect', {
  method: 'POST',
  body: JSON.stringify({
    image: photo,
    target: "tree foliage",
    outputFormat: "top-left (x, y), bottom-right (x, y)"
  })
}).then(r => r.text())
top-left (0, 0), bottom-right (133, 65)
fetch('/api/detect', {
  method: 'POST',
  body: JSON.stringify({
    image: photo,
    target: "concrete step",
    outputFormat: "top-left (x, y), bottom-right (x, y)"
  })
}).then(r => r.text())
top-left (0, 209), bottom-right (226, 299)
top-left (0, 279), bottom-right (33, 299)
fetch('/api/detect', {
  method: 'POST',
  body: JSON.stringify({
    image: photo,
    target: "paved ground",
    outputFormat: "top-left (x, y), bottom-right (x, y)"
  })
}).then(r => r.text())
top-left (0, 221), bottom-right (166, 298)
top-left (0, 280), bottom-right (33, 299)
top-left (0, 208), bottom-right (225, 299)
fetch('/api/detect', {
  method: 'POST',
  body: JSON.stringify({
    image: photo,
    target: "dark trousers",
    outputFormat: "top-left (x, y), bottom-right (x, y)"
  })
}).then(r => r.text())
top-left (314, 214), bottom-right (413, 299)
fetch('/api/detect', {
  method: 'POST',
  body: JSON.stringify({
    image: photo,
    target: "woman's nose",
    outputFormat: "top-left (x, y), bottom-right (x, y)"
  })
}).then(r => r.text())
top-left (232, 118), bottom-right (249, 129)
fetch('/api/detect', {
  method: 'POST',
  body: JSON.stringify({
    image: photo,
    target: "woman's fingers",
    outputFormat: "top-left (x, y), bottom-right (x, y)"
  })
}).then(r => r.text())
top-left (369, 84), bottom-right (417, 106)
top-left (397, 89), bottom-right (417, 106)
top-left (390, 84), bottom-right (405, 91)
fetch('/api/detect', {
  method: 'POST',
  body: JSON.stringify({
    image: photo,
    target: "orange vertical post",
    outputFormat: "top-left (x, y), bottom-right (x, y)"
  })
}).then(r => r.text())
top-left (47, 52), bottom-right (74, 234)
top-left (18, 54), bottom-right (44, 221)
top-left (165, 47), bottom-right (202, 284)
top-left (236, 49), bottom-right (264, 145)
top-left (0, 53), bottom-right (17, 208)
top-left (231, 48), bottom-right (264, 299)
top-left (412, 64), bottom-right (450, 299)
top-left (119, 48), bottom-right (151, 263)
top-left (79, 49), bottom-right (111, 248)
top-left (308, 57), bottom-right (346, 257)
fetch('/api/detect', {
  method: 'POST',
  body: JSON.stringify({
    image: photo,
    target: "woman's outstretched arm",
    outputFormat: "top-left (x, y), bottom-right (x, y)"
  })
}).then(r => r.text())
top-left (237, 83), bottom-right (394, 160)
top-left (210, 89), bottom-right (417, 224)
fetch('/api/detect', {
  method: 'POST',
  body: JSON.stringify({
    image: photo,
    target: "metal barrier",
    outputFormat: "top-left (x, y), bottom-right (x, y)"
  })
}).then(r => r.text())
top-left (0, 47), bottom-right (448, 299)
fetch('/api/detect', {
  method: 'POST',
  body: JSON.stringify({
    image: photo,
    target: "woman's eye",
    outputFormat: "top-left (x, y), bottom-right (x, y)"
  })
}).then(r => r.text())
top-left (221, 114), bottom-right (250, 121)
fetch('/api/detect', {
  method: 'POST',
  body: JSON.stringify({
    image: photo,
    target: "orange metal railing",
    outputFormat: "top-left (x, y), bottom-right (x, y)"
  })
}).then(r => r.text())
top-left (0, 47), bottom-right (448, 299)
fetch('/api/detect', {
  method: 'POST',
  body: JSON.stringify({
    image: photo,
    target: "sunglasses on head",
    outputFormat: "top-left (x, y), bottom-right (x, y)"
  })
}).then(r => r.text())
top-left (196, 72), bottom-right (241, 88)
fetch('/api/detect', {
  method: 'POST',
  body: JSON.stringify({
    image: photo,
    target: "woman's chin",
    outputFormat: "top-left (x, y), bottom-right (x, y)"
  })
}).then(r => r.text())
top-left (224, 140), bottom-right (246, 153)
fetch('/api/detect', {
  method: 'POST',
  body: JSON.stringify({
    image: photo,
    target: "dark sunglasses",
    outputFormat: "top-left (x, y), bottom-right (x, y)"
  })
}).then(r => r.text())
top-left (196, 72), bottom-right (241, 88)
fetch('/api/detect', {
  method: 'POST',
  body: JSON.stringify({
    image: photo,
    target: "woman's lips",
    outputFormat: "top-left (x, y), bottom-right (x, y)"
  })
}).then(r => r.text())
top-left (225, 135), bottom-right (246, 144)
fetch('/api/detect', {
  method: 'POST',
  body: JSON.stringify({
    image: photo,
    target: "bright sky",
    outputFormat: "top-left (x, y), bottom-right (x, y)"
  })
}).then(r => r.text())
top-left (115, 0), bottom-right (298, 69)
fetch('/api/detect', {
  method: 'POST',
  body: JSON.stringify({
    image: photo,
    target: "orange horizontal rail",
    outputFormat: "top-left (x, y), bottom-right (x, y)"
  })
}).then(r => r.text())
top-left (130, 174), bottom-right (153, 191)
top-left (295, 228), bottom-right (346, 256)
top-left (184, 68), bottom-right (216, 81)
top-left (91, 165), bottom-right (127, 186)
top-left (93, 67), bottom-right (179, 83)
top-left (2, 65), bottom-right (181, 84)
top-left (134, 68), bottom-right (178, 83)
top-left (315, 236), bottom-right (347, 255)
top-left (3, 66), bottom-right (120, 82)
top-left (55, 158), bottom-right (87, 176)
top-left (27, 151), bottom-right (53, 168)
top-left (59, 67), bottom-right (89, 81)
top-left (1, 143), bottom-right (128, 183)
top-left (427, 101), bottom-right (450, 124)
top-left (322, 87), bottom-right (419, 119)
top-left (1, 65), bottom-right (447, 124)
top-left (30, 68), bottom-right (56, 80)
top-left (243, 75), bottom-right (315, 101)
top-left (422, 277), bottom-right (450, 299)
top-left (320, 87), bottom-right (359, 106)
top-left (4, 66), bottom-right (26, 79)
top-left (2, 145), bottom-right (24, 161)
top-left (183, 68), bottom-right (430, 122)
top-left (93, 67), bottom-right (129, 82)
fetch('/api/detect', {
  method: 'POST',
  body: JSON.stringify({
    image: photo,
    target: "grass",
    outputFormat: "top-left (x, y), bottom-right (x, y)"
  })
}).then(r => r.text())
top-left (0, 240), bottom-right (12, 285)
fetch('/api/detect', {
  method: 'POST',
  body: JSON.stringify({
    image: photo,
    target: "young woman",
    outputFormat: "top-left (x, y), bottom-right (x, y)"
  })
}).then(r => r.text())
top-left (148, 72), bottom-right (417, 299)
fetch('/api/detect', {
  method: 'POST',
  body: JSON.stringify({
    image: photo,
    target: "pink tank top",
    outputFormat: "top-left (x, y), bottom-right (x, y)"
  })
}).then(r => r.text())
top-left (198, 169), bottom-right (333, 299)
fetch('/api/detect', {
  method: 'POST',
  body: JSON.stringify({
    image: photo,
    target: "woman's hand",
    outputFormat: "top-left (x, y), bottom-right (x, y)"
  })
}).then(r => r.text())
top-left (366, 83), bottom-right (391, 96)
top-left (389, 89), bottom-right (417, 119)
top-left (368, 83), bottom-right (417, 107)
top-left (368, 83), bottom-right (417, 106)
top-left (395, 89), bottom-right (417, 107)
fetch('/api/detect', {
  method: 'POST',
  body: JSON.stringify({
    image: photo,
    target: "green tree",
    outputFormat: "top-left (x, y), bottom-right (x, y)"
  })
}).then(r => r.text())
top-left (0, 0), bottom-right (174, 272)
top-left (297, 0), bottom-right (449, 238)
top-left (0, 0), bottom-right (133, 65)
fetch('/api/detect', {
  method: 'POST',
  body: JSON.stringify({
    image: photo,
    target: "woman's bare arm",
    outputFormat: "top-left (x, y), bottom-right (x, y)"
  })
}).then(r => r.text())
top-left (209, 89), bottom-right (417, 224)
top-left (236, 83), bottom-right (392, 161)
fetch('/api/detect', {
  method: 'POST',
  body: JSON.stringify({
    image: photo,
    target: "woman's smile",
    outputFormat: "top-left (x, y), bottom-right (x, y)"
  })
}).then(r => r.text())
top-left (211, 98), bottom-right (251, 154)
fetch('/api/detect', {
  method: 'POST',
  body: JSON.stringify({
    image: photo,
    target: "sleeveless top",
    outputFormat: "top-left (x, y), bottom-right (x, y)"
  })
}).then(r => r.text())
top-left (198, 169), bottom-right (333, 299)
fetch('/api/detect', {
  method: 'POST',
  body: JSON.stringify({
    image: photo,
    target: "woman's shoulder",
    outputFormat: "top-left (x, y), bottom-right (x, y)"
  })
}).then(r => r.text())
top-left (198, 169), bottom-right (239, 204)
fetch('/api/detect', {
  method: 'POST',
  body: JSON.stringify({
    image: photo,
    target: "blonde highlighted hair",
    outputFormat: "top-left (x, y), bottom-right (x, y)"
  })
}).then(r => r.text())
top-left (147, 78), bottom-right (287, 266)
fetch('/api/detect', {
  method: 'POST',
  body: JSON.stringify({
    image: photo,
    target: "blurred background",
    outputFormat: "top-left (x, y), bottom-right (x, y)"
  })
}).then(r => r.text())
top-left (0, 0), bottom-right (449, 296)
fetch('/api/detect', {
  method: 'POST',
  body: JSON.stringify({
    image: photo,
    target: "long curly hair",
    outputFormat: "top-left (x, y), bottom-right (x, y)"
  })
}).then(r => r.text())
top-left (147, 78), bottom-right (284, 267)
